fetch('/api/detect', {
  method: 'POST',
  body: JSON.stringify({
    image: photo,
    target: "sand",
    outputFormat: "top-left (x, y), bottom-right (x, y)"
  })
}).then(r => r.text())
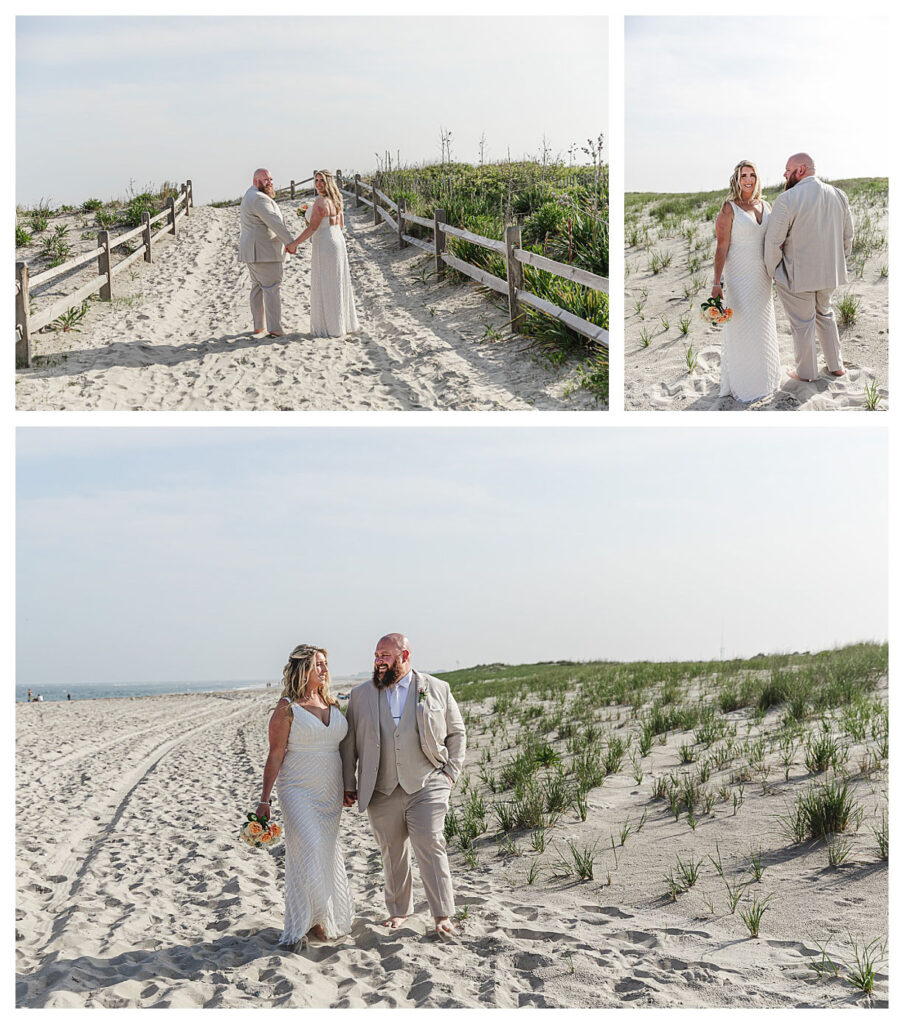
top-left (15, 199), bottom-right (602, 411)
top-left (16, 677), bottom-right (887, 1009)
top-left (624, 191), bottom-right (889, 411)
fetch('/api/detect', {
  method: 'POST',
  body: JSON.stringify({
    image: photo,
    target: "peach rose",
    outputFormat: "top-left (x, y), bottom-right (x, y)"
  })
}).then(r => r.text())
top-left (248, 822), bottom-right (263, 837)
top-left (707, 307), bottom-right (721, 321)
top-left (269, 824), bottom-right (282, 838)
top-left (260, 830), bottom-right (272, 843)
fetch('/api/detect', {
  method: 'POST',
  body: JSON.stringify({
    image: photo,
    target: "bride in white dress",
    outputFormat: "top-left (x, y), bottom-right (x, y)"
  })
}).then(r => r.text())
top-left (291, 170), bottom-right (360, 337)
top-left (255, 644), bottom-right (354, 949)
top-left (712, 160), bottom-right (782, 402)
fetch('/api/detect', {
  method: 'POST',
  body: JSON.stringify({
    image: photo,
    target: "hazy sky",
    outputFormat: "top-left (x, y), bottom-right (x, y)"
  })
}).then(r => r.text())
top-left (16, 16), bottom-right (607, 208)
top-left (17, 427), bottom-right (888, 686)
top-left (626, 16), bottom-right (889, 193)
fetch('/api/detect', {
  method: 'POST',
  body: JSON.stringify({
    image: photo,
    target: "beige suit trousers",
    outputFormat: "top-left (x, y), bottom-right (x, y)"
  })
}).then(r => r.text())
top-left (366, 772), bottom-right (455, 918)
top-left (247, 262), bottom-right (284, 333)
top-left (774, 281), bottom-right (843, 380)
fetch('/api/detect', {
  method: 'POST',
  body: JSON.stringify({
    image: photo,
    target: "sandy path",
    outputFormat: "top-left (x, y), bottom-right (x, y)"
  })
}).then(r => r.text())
top-left (15, 201), bottom-right (598, 411)
top-left (16, 688), bottom-right (886, 1008)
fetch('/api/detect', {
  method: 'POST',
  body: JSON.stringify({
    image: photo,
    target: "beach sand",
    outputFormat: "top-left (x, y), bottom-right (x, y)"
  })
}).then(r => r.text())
top-left (624, 190), bottom-right (888, 411)
top-left (16, 669), bottom-right (887, 1008)
top-left (15, 200), bottom-right (602, 411)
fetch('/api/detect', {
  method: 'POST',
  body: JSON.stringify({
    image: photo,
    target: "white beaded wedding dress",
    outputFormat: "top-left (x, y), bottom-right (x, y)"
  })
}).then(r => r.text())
top-left (308, 205), bottom-right (360, 337)
top-left (718, 201), bottom-right (782, 402)
top-left (275, 701), bottom-right (355, 945)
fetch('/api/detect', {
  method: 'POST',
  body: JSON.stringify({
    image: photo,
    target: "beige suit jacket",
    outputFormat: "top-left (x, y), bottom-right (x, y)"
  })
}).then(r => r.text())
top-left (339, 669), bottom-right (466, 812)
top-left (238, 187), bottom-right (296, 263)
top-left (763, 176), bottom-right (853, 293)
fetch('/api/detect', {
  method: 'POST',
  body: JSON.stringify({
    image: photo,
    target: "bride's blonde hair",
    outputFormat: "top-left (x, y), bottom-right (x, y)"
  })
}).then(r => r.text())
top-left (315, 170), bottom-right (344, 214)
top-left (728, 160), bottom-right (762, 204)
top-left (279, 644), bottom-right (339, 707)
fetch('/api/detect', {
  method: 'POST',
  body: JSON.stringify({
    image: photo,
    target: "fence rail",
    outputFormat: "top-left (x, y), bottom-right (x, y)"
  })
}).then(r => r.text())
top-left (15, 180), bottom-right (194, 367)
top-left (333, 170), bottom-right (607, 349)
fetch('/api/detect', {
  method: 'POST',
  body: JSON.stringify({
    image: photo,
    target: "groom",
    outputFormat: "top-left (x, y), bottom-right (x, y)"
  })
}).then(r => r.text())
top-left (238, 168), bottom-right (297, 338)
top-left (340, 633), bottom-right (466, 940)
top-left (763, 152), bottom-right (854, 382)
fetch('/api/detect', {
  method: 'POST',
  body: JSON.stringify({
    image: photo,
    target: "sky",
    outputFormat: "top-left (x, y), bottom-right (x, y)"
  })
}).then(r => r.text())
top-left (626, 16), bottom-right (889, 193)
top-left (15, 15), bottom-right (608, 208)
top-left (16, 426), bottom-right (888, 687)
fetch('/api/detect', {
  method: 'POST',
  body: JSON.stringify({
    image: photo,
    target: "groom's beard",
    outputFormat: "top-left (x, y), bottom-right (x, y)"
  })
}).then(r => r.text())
top-left (783, 171), bottom-right (802, 191)
top-left (373, 660), bottom-right (404, 689)
top-left (257, 183), bottom-right (275, 197)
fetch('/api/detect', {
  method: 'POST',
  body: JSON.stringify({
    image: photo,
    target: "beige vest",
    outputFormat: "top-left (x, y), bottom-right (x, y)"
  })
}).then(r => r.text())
top-left (374, 680), bottom-right (436, 795)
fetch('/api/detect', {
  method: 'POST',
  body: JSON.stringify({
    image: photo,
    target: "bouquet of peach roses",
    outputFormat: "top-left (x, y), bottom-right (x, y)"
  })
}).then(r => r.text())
top-left (239, 810), bottom-right (282, 848)
top-left (700, 295), bottom-right (734, 326)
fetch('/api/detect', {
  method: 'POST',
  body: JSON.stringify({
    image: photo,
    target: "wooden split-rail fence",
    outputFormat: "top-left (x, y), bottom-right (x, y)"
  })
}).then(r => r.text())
top-left (15, 180), bottom-right (194, 367)
top-left (331, 169), bottom-right (608, 349)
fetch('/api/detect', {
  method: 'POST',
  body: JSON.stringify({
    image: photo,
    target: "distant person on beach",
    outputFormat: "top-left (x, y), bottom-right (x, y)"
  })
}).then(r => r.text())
top-left (340, 633), bottom-right (466, 941)
top-left (288, 170), bottom-right (360, 338)
top-left (764, 152), bottom-right (853, 382)
top-left (27, 689), bottom-right (33, 702)
top-left (67, 692), bottom-right (72, 701)
top-left (712, 159), bottom-right (782, 402)
top-left (238, 168), bottom-right (298, 339)
top-left (255, 644), bottom-right (354, 950)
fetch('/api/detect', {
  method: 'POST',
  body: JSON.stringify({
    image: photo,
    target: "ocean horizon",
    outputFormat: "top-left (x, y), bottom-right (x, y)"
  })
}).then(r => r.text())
top-left (16, 676), bottom-right (366, 703)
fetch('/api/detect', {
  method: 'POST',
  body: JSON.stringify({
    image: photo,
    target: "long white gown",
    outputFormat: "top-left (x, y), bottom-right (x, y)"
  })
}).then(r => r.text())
top-left (308, 206), bottom-right (360, 337)
top-left (718, 201), bottom-right (782, 402)
top-left (275, 702), bottom-right (355, 944)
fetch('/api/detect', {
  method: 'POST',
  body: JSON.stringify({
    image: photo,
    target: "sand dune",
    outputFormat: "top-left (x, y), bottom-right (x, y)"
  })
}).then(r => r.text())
top-left (15, 200), bottom-right (600, 411)
top-left (16, 667), bottom-right (887, 1009)
top-left (624, 188), bottom-right (888, 411)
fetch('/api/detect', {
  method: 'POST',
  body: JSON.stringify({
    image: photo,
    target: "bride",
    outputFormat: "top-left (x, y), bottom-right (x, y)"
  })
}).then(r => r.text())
top-left (292, 169), bottom-right (360, 338)
top-left (255, 644), bottom-right (354, 948)
top-left (711, 160), bottom-right (782, 402)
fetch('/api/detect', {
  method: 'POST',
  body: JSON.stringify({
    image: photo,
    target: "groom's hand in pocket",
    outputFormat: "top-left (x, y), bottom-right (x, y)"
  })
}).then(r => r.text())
top-left (343, 790), bottom-right (357, 807)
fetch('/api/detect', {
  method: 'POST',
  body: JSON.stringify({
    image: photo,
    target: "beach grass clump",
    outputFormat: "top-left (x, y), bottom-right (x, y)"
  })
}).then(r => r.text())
top-left (825, 835), bottom-right (853, 868)
top-left (834, 291), bottom-right (861, 327)
top-left (81, 198), bottom-right (103, 212)
top-left (864, 379), bottom-right (881, 410)
top-left (804, 732), bottom-right (843, 774)
top-left (871, 812), bottom-right (888, 860)
top-left (781, 779), bottom-right (861, 842)
top-left (739, 892), bottom-right (773, 937)
top-left (841, 935), bottom-right (886, 995)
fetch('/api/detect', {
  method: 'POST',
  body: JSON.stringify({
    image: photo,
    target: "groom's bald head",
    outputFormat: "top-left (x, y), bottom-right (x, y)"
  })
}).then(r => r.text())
top-left (253, 168), bottom-right (275, 196)
top-left (784, 153), bottom-right (815, 189)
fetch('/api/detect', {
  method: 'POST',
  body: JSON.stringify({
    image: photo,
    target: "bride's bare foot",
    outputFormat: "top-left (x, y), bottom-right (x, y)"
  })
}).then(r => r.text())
top-left (308, 924), bottom-right (328, 942)
top-left (381, 915), bottom-right (408, 929)
top-left (251, 328), bottom-right (267, 339)
top-left (786, 369), bottom-right (816, 382)
top-left (435, 916), bottom-right (459, 941)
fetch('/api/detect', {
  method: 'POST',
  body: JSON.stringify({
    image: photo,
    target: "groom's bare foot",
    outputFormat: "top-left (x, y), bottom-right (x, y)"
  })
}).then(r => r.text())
top-left (828, 368), bottom-right (846, 377)
top-left (268, 331), bottom-right (287, 338)
top-left (381, 915), bottom-right (408, 929)
top-left (786, 370), bottom-right (816, 382)
top-left (308, 924), bottom-right (328, 942)
top-left (435, 916), bottom-right (459, 941)
top-left (251, 328), bottom-right (267, 338)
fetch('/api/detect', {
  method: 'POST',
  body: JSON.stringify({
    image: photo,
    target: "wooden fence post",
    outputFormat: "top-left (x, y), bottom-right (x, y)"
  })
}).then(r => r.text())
top-left (167, 197), bottom-right (177, 236)
top-left (505, 224), bottom-right (524, 332)
top-left (142, 211), bottom-right (152, 263)
top-left (397, 199), bottom-right (406, 249)
top-left (97, 231), bottom-right (112, 301)
top-left (183, 182), bottom-right (190, 218)
top-left (336, 169), bottom-right (342, 190)
top-left (187, 179), bottom-right (193, 209)
top-left (372, 180), bottom-right (380, 226)
top-left (434, 208), bottom-right (446, 280)
top-left (354, 174), bottom-right (362, 209)
top-left (290, 180), bottom-right (296, 200)
top-left (15, 262), bottom-right (31, 367)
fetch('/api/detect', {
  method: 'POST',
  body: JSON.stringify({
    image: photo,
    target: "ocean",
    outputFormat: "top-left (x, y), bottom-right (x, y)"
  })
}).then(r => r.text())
top-left (16, 676), bottom-right (367, 703)
top-left (16, 679), bottom-right (272, 703)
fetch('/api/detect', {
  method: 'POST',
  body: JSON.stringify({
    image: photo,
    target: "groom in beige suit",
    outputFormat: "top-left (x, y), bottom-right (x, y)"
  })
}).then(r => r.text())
top-left (238, 168), bottom-right (297, 338)
top-left (340, 633), bottom-right (466, 940)
top-left (764, 152), bottom-right (854, 382)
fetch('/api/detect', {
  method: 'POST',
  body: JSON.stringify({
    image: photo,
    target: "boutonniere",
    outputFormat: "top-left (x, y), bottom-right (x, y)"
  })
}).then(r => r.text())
top-left (417, 685), bottom-right (428, 704)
